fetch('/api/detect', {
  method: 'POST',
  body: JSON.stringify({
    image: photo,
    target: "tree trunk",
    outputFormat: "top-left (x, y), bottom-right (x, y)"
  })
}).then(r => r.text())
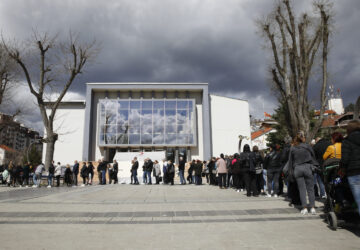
top-left (44, 134), bottom-right (57, 170)
top-left (355, 96), bottom-right (360, 121)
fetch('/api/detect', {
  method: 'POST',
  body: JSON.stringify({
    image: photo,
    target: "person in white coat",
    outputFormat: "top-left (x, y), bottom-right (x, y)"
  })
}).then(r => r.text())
top-left (153, 160), bottom-right (162, 184)
top-left (55, 162), bottom-right (62, 187)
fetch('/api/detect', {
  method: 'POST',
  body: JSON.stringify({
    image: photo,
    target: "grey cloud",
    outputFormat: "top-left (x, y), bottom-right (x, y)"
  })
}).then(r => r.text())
top-left (0, 0), bottom-right (359, 131)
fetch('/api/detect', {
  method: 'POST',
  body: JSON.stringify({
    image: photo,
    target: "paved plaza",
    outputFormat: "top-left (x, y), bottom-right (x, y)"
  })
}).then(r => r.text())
top-left (0, 184), bottom-right (359, 250)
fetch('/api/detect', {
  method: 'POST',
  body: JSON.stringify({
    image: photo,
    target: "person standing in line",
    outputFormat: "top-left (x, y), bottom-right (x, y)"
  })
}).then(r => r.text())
top-left (96, 160), bottom-right (102, 184)
top-left (153, 160), bottom-right (162, 184)
top-left (72, 160), bottom-right (79, 186)
top-left (217, 154), bottom-right (227, 189)
top-left (313, 136), bottom-right (331, 198)
top-left (22, 162), bottom-right (30, 187)
top-left (231, 154), bottom-right (242, 192)
top-left (99, 158), bottom-right (107, 185)
top-left (208, 158), bottom-right (216, 185)
top-left (47, 161), bottom-right (55, 188)
top-left (55, 162), bottom-right (62, 187)
top-left (142, 159), bottom-right (148, 184)
top-left (341, 120), bottom-right (360, 216)
top-left (194, 160), bottom-right (203, 185)
top-left (64, 164), bottom-right (72, 187)
top-left (146, 158), bottom-right (153, 185)
top-left (113, 160), bottom-right (118, 184)
top-left (131, 157), bottom-right (139, 185)
top-left (187, 160), bottom-right (195, 184)
top-left (108, 163), bottom-right (114, 184)
top-left (167, 160), bottom-right (175, 185)
top-left (289, 131), bottom-right (317, 215)
top-left (252, 146), bottom-right (264, 194)
top-left (87, 162), bottom-right (95, 185)
top-left (241, 145), bottom-right (258, 197)
top-left (80, 162), bottom-right (89, 186)
top-left (34, 163), bottom-right (45, 187)
top-left (264, 145), bottom-right (281, 197)
top-left (178, 157), bottom-right (186, 185)
top-left (225, 155), bottom-right (232, 188)
top-left (162, 159), bottom-right (168, 184)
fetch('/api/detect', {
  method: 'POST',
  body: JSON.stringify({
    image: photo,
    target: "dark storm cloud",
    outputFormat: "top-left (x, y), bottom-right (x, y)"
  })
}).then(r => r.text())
top-left (0, 0), bottom-right (359, 132)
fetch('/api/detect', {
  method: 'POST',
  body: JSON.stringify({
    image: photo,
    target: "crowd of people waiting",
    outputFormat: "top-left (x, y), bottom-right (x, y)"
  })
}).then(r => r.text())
top-left (0, 120), bottom-right (359, 217)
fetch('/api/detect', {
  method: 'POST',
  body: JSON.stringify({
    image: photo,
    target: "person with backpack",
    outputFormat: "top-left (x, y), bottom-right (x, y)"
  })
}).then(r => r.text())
top-left (64, 164), bottom-right (73, 187)
top-left (240, 144), bottom-right (258, 197)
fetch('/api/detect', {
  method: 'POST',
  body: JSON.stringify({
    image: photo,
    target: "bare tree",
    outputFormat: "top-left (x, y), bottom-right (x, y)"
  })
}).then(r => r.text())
top-left (259, 0), bottom-right (332, 141)
top-left (3, 31), bottom-right (98, 169)
top-left (354, 96), bottom-right (360, 121)
top-left (0, 44), bottom-right (17, 106)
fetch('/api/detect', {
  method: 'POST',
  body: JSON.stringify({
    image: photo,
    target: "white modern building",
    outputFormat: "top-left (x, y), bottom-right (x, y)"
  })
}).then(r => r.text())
top-left (45, 83), bottom-right (251, 165)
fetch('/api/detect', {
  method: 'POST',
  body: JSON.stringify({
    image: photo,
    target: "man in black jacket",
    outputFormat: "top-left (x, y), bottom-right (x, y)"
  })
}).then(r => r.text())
top-left (48, 161), bottom-right (55, 187)
top-left (145, 158), bottom-right (153, 185)
top-left (264, 145), bottom-right (281, 197)
top-left (72, 160), bottom-right (79, 186)
top-left (131, 157), bottom-right (139, 184)
top-left (313, 137), bottom-right (331, 197)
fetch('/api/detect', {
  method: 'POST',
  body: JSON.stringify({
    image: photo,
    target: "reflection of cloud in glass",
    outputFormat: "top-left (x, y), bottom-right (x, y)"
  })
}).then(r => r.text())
top-left (99, 99), bottom-right (196, 145)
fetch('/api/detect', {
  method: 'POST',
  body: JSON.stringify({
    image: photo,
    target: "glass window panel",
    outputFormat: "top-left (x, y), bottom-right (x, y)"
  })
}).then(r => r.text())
top-left (154, 100), bottom-right (164, 109)
top-left (177, 125), bottom-right (186, 134)
top-left (165, 110), bottom-right (176, 125)
top-left (141, 110), bottom-right (152, 134)
top-left (165, 100), bottom-right (176, 109)
top-left (153, 134), bottom-right (164, 144)
top-left (105, 125), bottom-right (117, 133)
top-left (129, 125), bottom-right (140, 134)
top-left (177, 100), bottom-right (188, 109)
top-left (189, 134), bottom-right (194, 144)
top-left (118, 110), bottom-right (128, 124)
top-left (130, 100), bottom-right (141, 109)
top-left (105, 109), bottom-right (117, 124)
top-left (177, 110), bottom-right (187, 124)
top-left (117, 133), bottom-right (128, 144)
top-left (142, 100), bottom-right (152, 110)
top-left (176, 134), bottom-right (188, 145)
top-left (165, 125), bottom-right (176, 133)
top-left (153, 110), bottom-right (164, 133)
top-left (165, 134), bottom-right (176, 144)
top-left (118, 100), bottom-right (129, 110)
top-left (117, 123), bottom-right (128, 134)
top-left (189, 100), bottom-right (193, 110)
top-left (105, 133), bottom-right (116, 144)
top-left (129, 134), bottom-right (140, 144)
top-left (141, 134), bottom-right (152, 144)
top-left (129, 109), bottom-right (140, 124)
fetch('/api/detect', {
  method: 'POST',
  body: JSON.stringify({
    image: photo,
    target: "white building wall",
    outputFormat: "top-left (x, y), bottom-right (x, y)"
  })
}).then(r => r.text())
top-left (43, 104), bottom-right (85, 165)
top-left (191, 104), bottom-right (203, 160)
top-left (210, 95), bottom-right (251, 157)
top-left (328, 98), bottom-right (344, 115)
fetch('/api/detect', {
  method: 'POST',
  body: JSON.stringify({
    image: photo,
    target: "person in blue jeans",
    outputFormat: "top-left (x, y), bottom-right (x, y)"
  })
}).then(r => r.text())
top-left (314, 173), bottom-right (326, 198)
top-left (341, 120), bottom-right (360, 215)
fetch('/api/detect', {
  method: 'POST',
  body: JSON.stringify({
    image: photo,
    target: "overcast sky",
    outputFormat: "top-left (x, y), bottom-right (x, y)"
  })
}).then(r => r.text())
top-left (0, 0), bottom-right (359, 133)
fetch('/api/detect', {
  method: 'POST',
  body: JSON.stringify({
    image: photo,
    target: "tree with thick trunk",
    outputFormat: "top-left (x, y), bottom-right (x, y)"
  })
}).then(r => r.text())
top-left (259, 0), bottom-right (332, 142)
top-left (3, 32), bottom-right (97, 169)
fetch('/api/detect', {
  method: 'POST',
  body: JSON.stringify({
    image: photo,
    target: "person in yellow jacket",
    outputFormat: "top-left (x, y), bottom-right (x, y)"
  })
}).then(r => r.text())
top-left (323, 132), bottom-right (343, 160)
top-left (323, 131), bottom-right (345, 211)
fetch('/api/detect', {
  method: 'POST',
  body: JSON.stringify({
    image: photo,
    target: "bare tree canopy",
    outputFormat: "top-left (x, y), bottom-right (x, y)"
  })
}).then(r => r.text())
top-left (259, 0), bottom-right (333, 141)
top-left (2, 31), bottom-right (98, 169)
top-left (0, 44), bottom-right (17, 107)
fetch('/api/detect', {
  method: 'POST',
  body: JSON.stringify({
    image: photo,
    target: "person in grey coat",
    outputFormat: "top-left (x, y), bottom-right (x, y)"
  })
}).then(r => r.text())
top-left (289, 131), bottom-right (317, 215)
top-left (153, 160), bottom-right (162, 184)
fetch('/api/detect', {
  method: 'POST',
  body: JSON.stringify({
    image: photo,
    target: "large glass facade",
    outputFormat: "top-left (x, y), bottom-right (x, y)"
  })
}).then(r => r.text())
top-left (98, 99), bottom-right (196, 146)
